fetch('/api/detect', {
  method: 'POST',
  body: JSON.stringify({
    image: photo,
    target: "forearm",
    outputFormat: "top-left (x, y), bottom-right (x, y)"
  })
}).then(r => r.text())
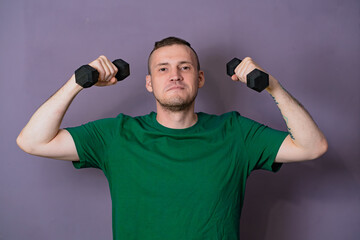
top-left (266, 76), bottom-right (328, 160)
top-left (17, 75), bottom-right (82, 152)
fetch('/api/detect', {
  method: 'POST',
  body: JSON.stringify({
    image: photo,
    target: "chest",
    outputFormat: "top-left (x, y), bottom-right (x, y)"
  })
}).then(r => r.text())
top-left (104, 133), bottom-right (247, 202)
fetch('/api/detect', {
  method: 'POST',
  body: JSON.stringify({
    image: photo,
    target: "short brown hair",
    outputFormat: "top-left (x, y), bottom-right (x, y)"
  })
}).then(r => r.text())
top-left (147, 36), bottom-right (200, 74)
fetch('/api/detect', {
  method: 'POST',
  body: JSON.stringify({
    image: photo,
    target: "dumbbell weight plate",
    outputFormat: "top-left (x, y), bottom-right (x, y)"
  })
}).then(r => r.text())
top-left (75, 65), bottom-right (99, 88)
top-left (113, 59), bottom-right (130, 81)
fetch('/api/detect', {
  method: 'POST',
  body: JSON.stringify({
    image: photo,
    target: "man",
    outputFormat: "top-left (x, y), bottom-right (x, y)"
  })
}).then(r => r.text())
top-left (17, 37), bottom-right (327, 239)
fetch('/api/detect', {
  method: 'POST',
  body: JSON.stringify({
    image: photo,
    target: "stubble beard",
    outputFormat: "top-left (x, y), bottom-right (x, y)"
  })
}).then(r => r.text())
top-left (154, 91), bottom-right (198, 112)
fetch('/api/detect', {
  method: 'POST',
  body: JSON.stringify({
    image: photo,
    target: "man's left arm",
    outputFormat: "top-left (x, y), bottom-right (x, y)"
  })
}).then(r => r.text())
top-left (232, 57), bottom-right (328, 163)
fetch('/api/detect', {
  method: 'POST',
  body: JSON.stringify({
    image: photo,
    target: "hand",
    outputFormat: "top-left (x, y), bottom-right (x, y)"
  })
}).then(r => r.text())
top-left (89, 55), bottom-right (118, 87)
top-left (231, 57), bottom-right (267, 84)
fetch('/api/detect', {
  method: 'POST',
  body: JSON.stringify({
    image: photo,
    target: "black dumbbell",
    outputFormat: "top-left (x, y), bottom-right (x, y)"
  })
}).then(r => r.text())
top-left (75, 59), bottom-right (130, 88)
top-left (226, 58), bottom-right (269, 92)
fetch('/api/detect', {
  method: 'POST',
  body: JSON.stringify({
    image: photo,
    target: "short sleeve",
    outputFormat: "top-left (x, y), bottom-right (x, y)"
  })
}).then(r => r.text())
top-left (235, 112), bottom-right (288, 173)
top-left (65, 117), bottom-right (119, 170)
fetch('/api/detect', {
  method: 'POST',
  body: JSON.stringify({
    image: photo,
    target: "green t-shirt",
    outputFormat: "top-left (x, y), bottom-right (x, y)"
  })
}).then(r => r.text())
top-left (66, 111), bottom-right (288, 240)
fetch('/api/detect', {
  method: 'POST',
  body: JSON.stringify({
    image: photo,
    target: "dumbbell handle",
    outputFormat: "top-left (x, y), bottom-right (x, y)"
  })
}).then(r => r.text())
top-left (226, 58), bottom-right (269, 92)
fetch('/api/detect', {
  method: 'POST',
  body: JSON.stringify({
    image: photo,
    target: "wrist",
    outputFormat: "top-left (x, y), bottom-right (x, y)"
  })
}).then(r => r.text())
top-left (265, 75), bottom-right (282, 94)
top-left (65, 74), bottom-right (84, 95)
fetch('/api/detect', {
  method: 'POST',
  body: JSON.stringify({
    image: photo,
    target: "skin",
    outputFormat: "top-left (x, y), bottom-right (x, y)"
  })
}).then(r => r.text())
top-left (17, 45), bottom-right (327, 163)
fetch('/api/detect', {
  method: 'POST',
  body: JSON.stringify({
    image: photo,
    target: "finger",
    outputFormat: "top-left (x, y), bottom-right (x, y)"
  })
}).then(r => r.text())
top-left (234, 62), bottom-right (246, 82)
top-left (89, 58), bottom-right (105, 82)
top-left (98, 56), bottom-right (112, 82)
top-left (109, 77), bottom-right (118, 85)
top-left (88, 58), bottom-right (104, 82)
top-left (243, 57), bottom-right (266, 73)
top-left (101, 56), bottom-right (119, 82)
top-left (238, 59), bottom-right (252, 81)
top-left (231, 74), bottom-right (239, 81)
top-left (235, 57), bottom-right (256, 83)
top-left (108, 62), bottom-right (118, 81)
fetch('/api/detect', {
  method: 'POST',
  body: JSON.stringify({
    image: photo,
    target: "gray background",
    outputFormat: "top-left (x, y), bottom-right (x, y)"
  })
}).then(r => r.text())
top-left (1, 0), bottom-right (359, 239)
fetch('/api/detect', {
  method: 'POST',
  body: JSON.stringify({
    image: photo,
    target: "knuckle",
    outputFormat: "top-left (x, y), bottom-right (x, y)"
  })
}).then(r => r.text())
top-left (244, 56), bottom-right (252, 61)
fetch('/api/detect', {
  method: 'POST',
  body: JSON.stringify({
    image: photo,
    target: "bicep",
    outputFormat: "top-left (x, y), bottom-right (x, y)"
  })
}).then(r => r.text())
top-left (275, 135), bottom-right (313, 163)
top-left (33, 129), bottom-right (79, 161)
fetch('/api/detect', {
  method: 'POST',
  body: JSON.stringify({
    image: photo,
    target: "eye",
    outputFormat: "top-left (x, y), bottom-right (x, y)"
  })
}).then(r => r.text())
top-left (181, 66), bottom-right (191, 71)
top-left (159, 67), bottom-right (167, 72)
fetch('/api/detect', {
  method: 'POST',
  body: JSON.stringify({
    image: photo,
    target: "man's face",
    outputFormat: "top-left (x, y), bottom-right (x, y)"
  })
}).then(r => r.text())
top-left (146, 44), bottom-right (205, 112)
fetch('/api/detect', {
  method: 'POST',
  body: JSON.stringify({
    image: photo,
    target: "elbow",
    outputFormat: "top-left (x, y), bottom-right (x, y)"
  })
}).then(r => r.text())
top-left (308, 137), bottom-right (328, 160)
top-left (16, 134), bottom-right (28, 153)
top-left (278, 135), bottom-right (328, 163)
top-left (16, 133), bottom-right (35, 155)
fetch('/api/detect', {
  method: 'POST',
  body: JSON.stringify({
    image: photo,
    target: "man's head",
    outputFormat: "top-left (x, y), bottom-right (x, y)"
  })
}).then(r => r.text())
top-left (146, 37), bottom-right (204, 112)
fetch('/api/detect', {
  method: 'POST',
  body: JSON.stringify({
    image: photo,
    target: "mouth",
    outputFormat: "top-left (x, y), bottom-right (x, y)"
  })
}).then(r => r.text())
top-left (166, 85), bottom-right (185, 92)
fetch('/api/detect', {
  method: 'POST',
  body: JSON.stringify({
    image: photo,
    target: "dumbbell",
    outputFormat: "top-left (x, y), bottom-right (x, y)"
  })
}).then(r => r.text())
top-left (75, 59), bottom-right (130, 88)
top-left (226, 58), bottom-right (268, 92)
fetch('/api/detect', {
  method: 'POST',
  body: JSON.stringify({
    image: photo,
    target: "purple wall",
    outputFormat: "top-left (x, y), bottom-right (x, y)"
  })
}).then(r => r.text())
top-left (1, 0), bottom-right (359, 239)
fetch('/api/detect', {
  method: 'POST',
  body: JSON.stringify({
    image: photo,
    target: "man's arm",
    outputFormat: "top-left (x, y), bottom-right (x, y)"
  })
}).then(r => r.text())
top-left (16, 56), bottom-right (119, 160)
top-left (232, 57), bottom-right (328, 163)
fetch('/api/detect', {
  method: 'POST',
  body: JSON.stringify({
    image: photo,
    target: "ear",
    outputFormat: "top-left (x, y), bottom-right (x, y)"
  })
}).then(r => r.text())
top-left (198, 70), bottom-right (205, 88)
top-left (145, 75), bottom-right (153, 92)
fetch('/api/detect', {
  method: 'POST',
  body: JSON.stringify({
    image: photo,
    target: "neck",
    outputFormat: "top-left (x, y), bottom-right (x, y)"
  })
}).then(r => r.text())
top-left (156, 104), bottom-right (198, 129)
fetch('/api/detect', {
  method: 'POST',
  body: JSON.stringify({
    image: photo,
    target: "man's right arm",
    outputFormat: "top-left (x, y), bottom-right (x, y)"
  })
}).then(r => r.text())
top-left (16, 56), bottom-right (118, 161)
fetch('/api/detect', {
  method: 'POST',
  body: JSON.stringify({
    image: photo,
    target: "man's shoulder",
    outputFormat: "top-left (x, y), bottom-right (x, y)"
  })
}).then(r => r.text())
top-left (71, 113), bottom-right (152, 130)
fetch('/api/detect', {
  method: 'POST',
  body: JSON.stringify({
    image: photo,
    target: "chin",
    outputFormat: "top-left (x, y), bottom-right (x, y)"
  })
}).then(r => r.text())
top-left (157, 97), bottom-right (195, 112)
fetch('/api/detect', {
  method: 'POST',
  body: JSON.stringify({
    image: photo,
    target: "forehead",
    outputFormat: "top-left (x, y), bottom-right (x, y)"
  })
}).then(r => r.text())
top-left (149, 44), bottom-right (197, 67)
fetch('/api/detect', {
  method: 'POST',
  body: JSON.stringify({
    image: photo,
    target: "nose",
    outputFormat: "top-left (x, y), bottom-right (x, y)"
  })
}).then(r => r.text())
top-left (170, 68), bottom-right (183, 82)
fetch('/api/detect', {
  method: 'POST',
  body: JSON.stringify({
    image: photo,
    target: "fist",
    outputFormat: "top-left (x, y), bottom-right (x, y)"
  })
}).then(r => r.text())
top-left (231, 57), bottom-right (266, 84)
top-left (89, 55), bottom-right (118, 87)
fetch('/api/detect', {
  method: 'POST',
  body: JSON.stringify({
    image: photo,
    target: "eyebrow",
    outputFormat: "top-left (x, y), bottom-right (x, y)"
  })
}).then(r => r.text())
top-left (155, 61), bottom-right (193, 68)
top-left (155, 63), bottom-right (169, 68)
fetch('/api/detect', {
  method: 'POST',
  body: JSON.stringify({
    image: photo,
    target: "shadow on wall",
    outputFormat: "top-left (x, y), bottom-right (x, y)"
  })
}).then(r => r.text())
top-left (239, 146), bottom-right (359, 240)
top-left (194, 45), bottom-right (246, 114)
